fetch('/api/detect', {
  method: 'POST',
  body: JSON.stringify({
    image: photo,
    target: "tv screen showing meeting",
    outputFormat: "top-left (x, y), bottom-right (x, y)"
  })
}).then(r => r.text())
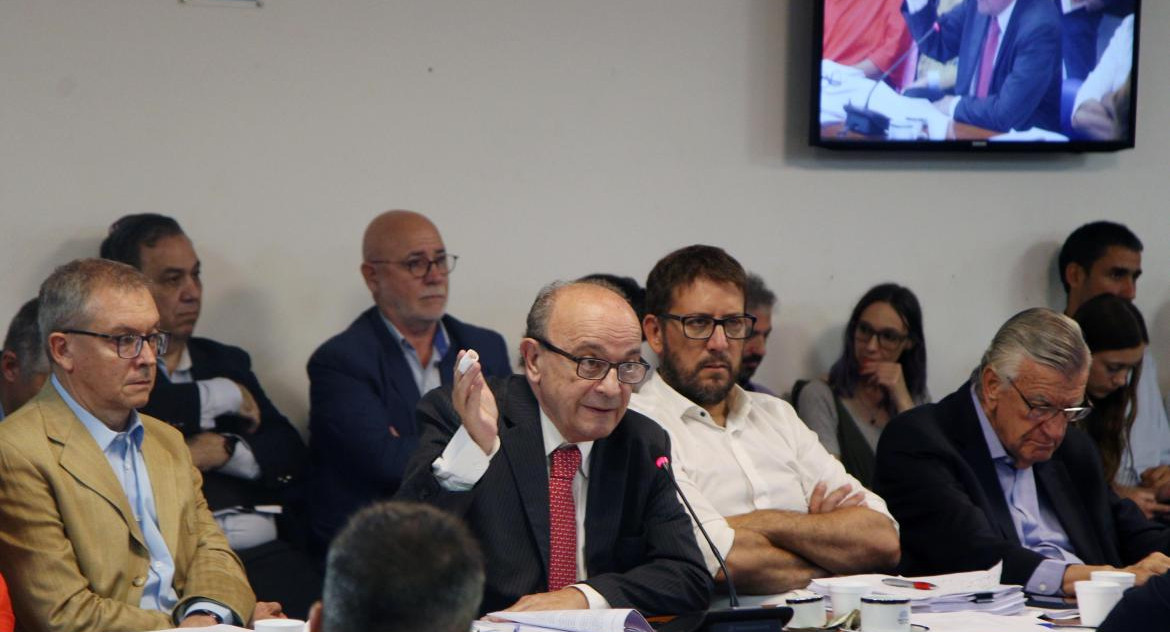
top-left (810, 0), bottom-right (1140, 152)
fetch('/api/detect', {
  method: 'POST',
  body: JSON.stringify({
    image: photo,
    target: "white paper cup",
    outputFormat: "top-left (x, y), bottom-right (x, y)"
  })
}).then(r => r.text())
top-left (255, 619), bottom-right (307, 632)
top-left (1076, 580), bottom-right (1123, 627)
top-left (830, 581), bottom-right (869, 617)
top-left (1091, 570), bottom-right (1136, 591)
top-left (786, 591), bottom-right (827, 628)
top-left (860, 595), bottom-right (911, 632)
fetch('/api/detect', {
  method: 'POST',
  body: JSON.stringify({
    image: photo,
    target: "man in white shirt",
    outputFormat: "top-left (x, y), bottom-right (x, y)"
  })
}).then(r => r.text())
top-left (630, 245), bottom-right (900, 594)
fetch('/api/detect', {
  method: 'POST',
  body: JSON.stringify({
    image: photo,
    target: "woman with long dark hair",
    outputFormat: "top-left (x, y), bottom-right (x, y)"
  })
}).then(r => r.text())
top-left (1072, 293), bottom-right (1165, 518)
top-left (794, 283), bottom-right (928, 487)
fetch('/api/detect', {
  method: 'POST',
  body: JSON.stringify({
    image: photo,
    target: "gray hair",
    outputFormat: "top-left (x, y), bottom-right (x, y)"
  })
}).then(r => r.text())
top-left (744, 272), bottom-right (777, 311)
top-left (3, 298), bottom-right (48, 375)
top-left (38, 259), bottom-right (152, 363)
top-left (322, 501), bottom-right (484, 632)
top-left (972, 308), bottom-right (1090, 396)
top-left (524, 278), bottom-right (627, 340)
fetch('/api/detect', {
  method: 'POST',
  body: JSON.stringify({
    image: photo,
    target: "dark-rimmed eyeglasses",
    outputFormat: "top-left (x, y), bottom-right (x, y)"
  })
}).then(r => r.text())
top-left (532, 336), bottom-right (649, 384)
top-left (854, 321), bottom-right (909, 351)
top-left (59, 329), bottom-right (170, 359)
top-left (658, 313), bottom-right (756, 340)
top-left (367, 254), bottom-right (458, 278)
top-left (1007, 378), bottom-right (1092, 424)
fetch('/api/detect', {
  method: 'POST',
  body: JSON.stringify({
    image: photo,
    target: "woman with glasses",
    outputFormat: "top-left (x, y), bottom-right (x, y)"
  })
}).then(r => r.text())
top-left (794, 283), bottom-right (928, 487)
top-left (1071, 293), bottom-right (1166, 518)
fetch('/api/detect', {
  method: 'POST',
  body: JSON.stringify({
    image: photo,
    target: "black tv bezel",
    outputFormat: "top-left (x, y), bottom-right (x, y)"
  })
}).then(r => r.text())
top-left (808, 0), bottom-right (1141, 153)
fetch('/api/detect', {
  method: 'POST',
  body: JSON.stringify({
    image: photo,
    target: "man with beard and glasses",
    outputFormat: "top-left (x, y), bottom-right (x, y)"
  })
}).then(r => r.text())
top-left (737, 273), bottom-right (777, 396)
top-left (630, 245), bottom-right (900, 594)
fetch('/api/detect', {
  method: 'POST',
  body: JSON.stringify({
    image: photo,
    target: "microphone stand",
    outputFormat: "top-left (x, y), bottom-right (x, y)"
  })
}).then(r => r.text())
top-left (655, 456), bottom-right (792, 632)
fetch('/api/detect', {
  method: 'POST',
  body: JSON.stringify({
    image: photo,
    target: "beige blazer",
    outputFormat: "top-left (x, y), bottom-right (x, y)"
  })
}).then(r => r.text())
top-left (0, 384), bottom-right (255, 632)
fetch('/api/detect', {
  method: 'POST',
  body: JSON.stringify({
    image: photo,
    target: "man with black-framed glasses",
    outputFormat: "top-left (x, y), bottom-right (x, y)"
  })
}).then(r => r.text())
top-left (397, 279), bottom-right (711, 616)
top-left (307, 210), bottom-right (511, 556)
top-left (630, 245), bottom-right (900, 595)
top-left (0, 258), bottom-right (272, 631)
top-left (875, 307), bottom-right (1170, 597)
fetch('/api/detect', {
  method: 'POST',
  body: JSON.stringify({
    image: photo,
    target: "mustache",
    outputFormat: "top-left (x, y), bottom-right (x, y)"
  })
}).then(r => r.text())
top-left (742, 353), bottom-right (763, 365)
top-left (700, 351), bottom-right (733, 366)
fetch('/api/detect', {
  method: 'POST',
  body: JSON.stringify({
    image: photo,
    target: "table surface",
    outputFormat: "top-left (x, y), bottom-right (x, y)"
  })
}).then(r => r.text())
top-left (820, 120), bottom-right (999, 142)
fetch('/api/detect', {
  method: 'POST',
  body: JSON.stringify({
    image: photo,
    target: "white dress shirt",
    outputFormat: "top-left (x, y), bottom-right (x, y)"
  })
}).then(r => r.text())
top-left (431, 410), bottom-right (609, 608)
top-left (630, 373), bottom-right (896, 575)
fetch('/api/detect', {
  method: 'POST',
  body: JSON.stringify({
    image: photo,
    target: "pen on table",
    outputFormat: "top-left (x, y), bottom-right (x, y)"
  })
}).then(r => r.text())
top-left (881, 578), bottom-right (937, 590)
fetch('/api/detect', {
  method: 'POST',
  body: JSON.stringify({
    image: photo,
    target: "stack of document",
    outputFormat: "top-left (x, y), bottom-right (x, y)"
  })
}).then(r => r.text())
top-left (808, 563), bottom-right (1026, 616)
top-left (471, 609), bottom-right (652, 632)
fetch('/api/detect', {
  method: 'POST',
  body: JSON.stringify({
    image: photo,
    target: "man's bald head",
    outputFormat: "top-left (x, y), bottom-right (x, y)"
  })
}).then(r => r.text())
top-left (359, 210), bottom-right (450, 332)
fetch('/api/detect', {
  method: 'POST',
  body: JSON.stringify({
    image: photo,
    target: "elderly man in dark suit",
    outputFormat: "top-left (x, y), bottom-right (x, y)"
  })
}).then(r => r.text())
top-left (397, 280), bottom-right (712, 616)
top-left (904, 0), bottom-right (1061, 132)
top-left (100, 214), bottom-right (317, 618)
top-left (307, 210), bottom-right (511, 554)
top-left (875, 308), bottom-right (1170, 598)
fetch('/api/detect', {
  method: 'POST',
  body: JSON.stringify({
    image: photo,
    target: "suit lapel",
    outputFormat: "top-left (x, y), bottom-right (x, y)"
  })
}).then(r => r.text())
top-left (952, 387), bottom-right (1019, 543)
top-left (437, 316), bottom-right (459, 388)
top-left (499, 378), bottom-right (553, 574)
top-left (583, 428), bottom-right (624, 574)
top-left (1035, 460), bottom-right (1103, 563)
top-left (959, 8), bottom-right (991, 96)
top-left (366, 309), bottom-right (422, 410)
top-left (141, 425), bottom-right (182, 555)
top-left (43, 389), bottom-right (148, 549)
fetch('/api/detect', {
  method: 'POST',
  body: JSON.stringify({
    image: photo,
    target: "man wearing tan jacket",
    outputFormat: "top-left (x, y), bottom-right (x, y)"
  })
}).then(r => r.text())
top-left (0, 258), bottom-right (265, 632)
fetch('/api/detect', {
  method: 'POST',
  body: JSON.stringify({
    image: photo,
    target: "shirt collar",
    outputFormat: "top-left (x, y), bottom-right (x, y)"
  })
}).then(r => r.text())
top-left (993, 1), bottom-right (1017, 33)
top-left (51, 374), bottom-right (144, 451)
top-left (641, 370), bottom-right (750, 429)
top-left (156, 345), bottom-right (192, 380)
top-left (539, 407), bottom-right (593, 478)
top-left (381, 315), bottom-right (450, 361)
top-left (971, 383), bottom-right (1011, 465)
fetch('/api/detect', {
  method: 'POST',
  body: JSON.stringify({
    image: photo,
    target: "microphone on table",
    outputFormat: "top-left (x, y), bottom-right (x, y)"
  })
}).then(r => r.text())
top-left (844, 20), bottom-right (940, 137)
top-left (654, 455), bottom-right (792, 632)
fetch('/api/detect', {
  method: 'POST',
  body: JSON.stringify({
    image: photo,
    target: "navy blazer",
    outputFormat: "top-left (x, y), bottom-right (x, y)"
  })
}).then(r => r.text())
top-left (905, 0), bottom-right (1061, 132)
top-left (397, 375), bottom-right (712, 616)
top-left (142, 337), bottom-right (307, 511)
top-left (874, 382), bottom-right (1170, 587)
top-left (306, 308), bottom-right (511, 549)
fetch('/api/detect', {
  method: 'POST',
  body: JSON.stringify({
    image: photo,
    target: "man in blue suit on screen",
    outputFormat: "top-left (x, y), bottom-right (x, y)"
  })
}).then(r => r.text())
top-left (307, 210), bottom-right (511, 555)
top-left (904, 0), bottom-right (1061, 133)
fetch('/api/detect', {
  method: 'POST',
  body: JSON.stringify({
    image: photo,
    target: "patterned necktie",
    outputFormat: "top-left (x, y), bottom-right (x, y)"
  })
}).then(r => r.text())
top-left (548, 445), bottom-right (581, 592)
top-left (975, 17), bottom-right (1001, 98)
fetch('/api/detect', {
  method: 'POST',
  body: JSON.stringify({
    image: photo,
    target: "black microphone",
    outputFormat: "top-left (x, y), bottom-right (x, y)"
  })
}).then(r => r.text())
top-left (655, 455), bottom-right (792, 632)
top-left (843, 20), bottom-right (941, 137)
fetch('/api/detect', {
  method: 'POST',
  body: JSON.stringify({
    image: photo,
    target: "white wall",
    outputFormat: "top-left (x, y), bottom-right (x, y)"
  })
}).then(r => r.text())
top-left (2, 0), bottom-right (1167, 430)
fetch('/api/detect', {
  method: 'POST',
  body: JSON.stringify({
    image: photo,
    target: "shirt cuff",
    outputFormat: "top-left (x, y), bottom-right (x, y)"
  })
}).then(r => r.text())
top-left (432, 426), bottom-right (499, 491)
top-left (217, 434), bottom-right (262, 480)
top-left (1026, 559), bottom-right (1071, 596)
top-left (181, 600), bottom-right (236, 626)
top-left (572, 583), bottom-right (611, 609)
top-left (697, 518), bottom-right (736, 578)
top-left (906, 0), bottom-right (930, 13)
top-left (198, 377), bottom-right (243, 430)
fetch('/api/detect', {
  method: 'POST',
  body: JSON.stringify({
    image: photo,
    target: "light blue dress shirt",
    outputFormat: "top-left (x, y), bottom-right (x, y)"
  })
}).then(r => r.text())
top-left (52, 376), bottom-right (231, 623)
top-left (381, 316), bottom-right (450, 395)
top-left (972, 387), bottom-right (1083, 595)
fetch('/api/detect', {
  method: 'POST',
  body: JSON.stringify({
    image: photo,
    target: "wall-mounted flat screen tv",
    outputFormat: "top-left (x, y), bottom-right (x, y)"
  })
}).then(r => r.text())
top-left (810, 0), bottom-right (1140, 152)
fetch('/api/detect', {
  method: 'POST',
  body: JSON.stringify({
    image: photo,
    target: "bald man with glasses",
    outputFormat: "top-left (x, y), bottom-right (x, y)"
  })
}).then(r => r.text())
top-left (875, 308), bottom-right (1170, 597)
top-left (307, 210), bottom-right (511, 555)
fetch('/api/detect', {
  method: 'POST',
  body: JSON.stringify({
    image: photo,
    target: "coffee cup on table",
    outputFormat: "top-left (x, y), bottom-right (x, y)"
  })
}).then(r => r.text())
top-left (1075, 580), bottom-right (1123, 627)
top-left (1090, 570), bottom-right (1136, 591)
top-left (830, 580), bottom-right (869, 617)
top-left (254, 619), bottom-right (307, 632)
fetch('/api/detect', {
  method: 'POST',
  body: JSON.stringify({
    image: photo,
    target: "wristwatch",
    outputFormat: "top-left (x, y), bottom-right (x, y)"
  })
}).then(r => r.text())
top-left (185, 609), bottom-right (224, 624)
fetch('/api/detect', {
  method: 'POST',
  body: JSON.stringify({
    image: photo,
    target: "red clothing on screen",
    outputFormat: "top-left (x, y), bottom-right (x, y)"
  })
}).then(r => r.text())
top-left (824, 0), bottom-right (915, 88)
top-left (0, 573), bottom-right (13, 632)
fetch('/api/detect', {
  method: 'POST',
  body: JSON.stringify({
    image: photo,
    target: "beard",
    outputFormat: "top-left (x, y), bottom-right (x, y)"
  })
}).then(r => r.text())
top-left (658, 340), bottom-right (738, 407)
top-left (738, 353), bottom-right (763, 384)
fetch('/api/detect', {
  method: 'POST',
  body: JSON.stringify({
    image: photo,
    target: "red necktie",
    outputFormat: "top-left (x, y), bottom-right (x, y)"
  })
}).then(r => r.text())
top-left (975, 18), bottom-right (1001, 98)
top-left (548, 445), bottom-right (581, 592)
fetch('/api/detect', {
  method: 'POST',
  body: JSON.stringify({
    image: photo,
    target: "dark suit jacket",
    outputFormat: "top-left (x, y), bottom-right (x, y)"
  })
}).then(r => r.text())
top-left (1098, 572), bottom-right (1170, 631)
top-left (396, 375), bottom-right (712, 616)
top-left (874, 382), bottom-right (1170, 587)
top-left (307, 309), bottom-right (511, 549)
top-left (142, 337), bottom-right (307, 511)
top-left (905, 0), bottom-right (1061, 132)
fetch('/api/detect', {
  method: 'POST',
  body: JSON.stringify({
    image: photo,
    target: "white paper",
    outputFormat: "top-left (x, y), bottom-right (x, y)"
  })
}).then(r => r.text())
top-left (911, 611), bottom-right (1052, 632)
top-left (808, 563), bottom-right (1026, 615)
top-left (480, 609), bottom-right (652, 632)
